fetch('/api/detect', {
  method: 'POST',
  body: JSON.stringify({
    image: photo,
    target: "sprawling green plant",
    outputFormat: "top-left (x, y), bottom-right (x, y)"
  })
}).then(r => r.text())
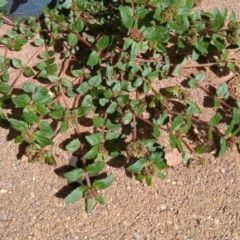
top-left (1, 0), bottom-right (240, 213)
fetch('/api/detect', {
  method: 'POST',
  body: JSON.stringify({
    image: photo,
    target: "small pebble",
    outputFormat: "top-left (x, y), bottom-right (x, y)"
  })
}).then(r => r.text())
top-left (0, 189), bottom-right (7, 194)
top-left (214, 219), bottom-right (220, 225)
top-left (160, 204), bottom-right (168, 211)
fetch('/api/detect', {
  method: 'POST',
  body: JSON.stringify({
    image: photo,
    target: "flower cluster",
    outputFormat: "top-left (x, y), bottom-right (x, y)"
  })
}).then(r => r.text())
top-left (126, 141), bottom-right (148, 158)
top-left (129, 28), bottom-right (145, 42)
top-left (183, 28), bottom-right (198, 46)
top-left (162, 5), bottom-right (178, 21)
top-left (226, 21), bottom-right (240, 44)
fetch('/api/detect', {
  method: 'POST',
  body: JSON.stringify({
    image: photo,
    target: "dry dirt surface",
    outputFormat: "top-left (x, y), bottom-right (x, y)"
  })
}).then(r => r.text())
top-left (1, 1), bottom-right (240, 240)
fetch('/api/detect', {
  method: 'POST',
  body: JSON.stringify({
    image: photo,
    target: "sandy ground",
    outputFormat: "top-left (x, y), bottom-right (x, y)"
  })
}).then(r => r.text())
top-left (1, 1), bottom-right (240, 239)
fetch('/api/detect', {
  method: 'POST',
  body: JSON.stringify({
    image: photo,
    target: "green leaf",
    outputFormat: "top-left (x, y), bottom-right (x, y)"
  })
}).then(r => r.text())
top-left (130, 41), bottom-right (140, 59)
top-left (66, 138), bottom-right (80, 152)
top-left (93, 116), bottom-right (105, 128)
top-left (133, 102), bottom-right (146, 114)
top-left (86, 161), bottom-right (105, 174)
top-left (121, 111), bottom-right (133, 125)
top-left (86, 198), bottom-right (95, 214)
top-left (171, 114), bottom-right (184, 131)
top-left (106, 101), bottom-right (117, 114)
top-left (88, 75), bottom-right (102, 87)
top-left (49, 110), bottom-right (63, 119)
top-left (95, 194), bottom-right (105, 205)
top-left (64, 168), bottom-right (84, 182)
top-left (76, 106), bottom-right (92, 117)
top-left (172, 64), bottom-right (182, 77)
top-left (212, 34), bottom-right (225, 52)
top-left (9, 118), bottom-right (28, 131)
top-left (225, 121), bottom-right (234, 136)
top-left (209, 113), bottom-right (222, 127)
top-left (12, 58), bottom-right (24, 69)
top-left (1, 72), bottom-right (9, 82)
top-left (64, 185), bottom-right (87, 203)
top-left (84, 145), bottom-right (100, 160)
top-left (23, 83), bottom-right (35, 93)
top-left (212, 8), bottom-right (227, 31)
top-left (34, 101), bottom-right (50, 115)
top-left (144, 26), bottom-right (169, 42)
top-left (230, 11), bottom-right (236, 21)
top-left (85, 133), bottom-right (103, 146)
top-left (12, 94), bottom-right (30, 108)
top-left (76, 82), bottom-right (89, 94)
top-left (106, 120), bottom-right (121, 131)
top-left (32, 86), bottom-right (51, 104)
top-left (216, 82), bottom-right (229, 99)
top-left (0, 0), bottom-right (7, 7)
top-left (61, 0), bottom-right (72, 9)
top-left (46, 64), bottom-right (57, 75)
top-left (218, 138), bottom-right (227, 157)
top-left (0, 82), bottom-right (10, 94)
top-left (169, 132), bottom-right (183, 152)
top-left (24, 67), bottom-right (35, 77)
top-left (67, 33), bottom-right (78, 46)
top-left (39, 121), bottom-right (55, 137)
top-left (44, 150), bottom-right (56, 165)
top-left (153, 125), bottom-right (160, 138)
top-left (213, 96), bottom-right (220, 107)
top-left (106, 132), bottom-right (121, 140)
top-left (23, 110), bottom-right (39, 124)
top-left (186, 101), bottom-right (202, 114)
top-left (14, 135), bottom-right (23, 143)
top-left (87, 51), bottom-right (100, 67)
top-left (153, 113), bottom-right (169, 126)
top-left (194, 144), bottom-right (209, 154)
top-left (127, 158), bottom-right (146, 173)
top-left (60, 121), bottom-right (68, 134)
top-left (34, 131), bottom-right (53, 147)
top-left (195, 72), bottom-right (206, 81)
top-left (92, 174), bottom-right (114, 190)
top-left (72, 19), bottom-right (84, 32)
top-left (232, 108), bottom-right (240, 124)
top-left (96, 35), bottom-right (110, 51)
top-left (145, 176), bottom-right (152, 186)
top-left (156, 171), bottom-right (166, 179)
top-left (227, 62), bottom-right (238, 73)
top-left (123, 38), bottom-right (133, 51)
top-left (119, 6), bottom-right (134, 30)
top-left (34, 38), bottom-right (45, 46)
